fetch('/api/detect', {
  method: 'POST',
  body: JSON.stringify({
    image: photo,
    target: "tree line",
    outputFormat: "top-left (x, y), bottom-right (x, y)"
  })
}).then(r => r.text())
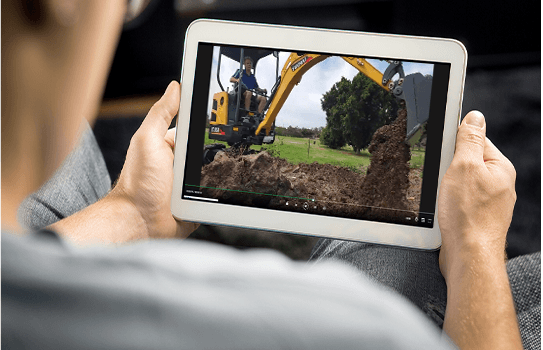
top-left (274, 125), bottom-right (322, 139)
top-left (319, 73), bottom-right (399, 154)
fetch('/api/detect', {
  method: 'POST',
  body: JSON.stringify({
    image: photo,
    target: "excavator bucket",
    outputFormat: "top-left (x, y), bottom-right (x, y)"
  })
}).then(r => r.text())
top-left (397, 73), bottom-right (433, 145)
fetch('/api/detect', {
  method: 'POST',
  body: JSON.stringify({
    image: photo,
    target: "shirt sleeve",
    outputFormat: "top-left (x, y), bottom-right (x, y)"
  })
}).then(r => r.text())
top-left (232, 69), bottom-right (240, 79)
top-left (2, 231), bottom-right (455, 350)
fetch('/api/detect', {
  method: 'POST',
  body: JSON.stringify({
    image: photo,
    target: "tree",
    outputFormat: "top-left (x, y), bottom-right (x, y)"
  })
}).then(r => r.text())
top-left (320, 73), bottom-right (398, 153)
top-left (319, 77), bottom-right (349, 149)
top-left (320, 125), bottom-right (345, 149)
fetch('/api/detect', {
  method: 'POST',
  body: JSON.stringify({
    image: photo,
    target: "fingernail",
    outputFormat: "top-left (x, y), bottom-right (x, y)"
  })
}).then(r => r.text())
top-left (165, 81), bottom-right (177, 94)
top-left (464, 111), bottom-right (485, 128)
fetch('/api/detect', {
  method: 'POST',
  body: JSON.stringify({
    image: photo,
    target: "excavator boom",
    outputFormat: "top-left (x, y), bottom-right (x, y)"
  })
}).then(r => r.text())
top-left (255, 54), bottom-right (392, 136)
top-left (255, 54), bottom-right (328, 136)
top-left (254, 53), bottom-right (431, 144)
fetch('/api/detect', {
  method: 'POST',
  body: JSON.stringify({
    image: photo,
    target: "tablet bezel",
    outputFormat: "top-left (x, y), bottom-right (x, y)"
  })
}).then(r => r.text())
top-left (171, 19), bottom-right (467, 250)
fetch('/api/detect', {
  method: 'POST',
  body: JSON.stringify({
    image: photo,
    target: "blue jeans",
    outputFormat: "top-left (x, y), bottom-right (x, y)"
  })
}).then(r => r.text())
top-left (18, 123), bottom-right (541, 350)
top-left (310, 240), bottom-right (448, 327)
top-left (309, 239), bottom-right (541, 350)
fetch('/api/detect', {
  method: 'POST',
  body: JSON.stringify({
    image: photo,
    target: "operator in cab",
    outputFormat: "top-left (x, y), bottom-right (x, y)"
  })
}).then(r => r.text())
top-left (230, 56), bottom-right (267, 114)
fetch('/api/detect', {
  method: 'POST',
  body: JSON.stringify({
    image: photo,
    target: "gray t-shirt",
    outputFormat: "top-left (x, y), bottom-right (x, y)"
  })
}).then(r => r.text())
top-left (2, 231), bottom-right (455, 349)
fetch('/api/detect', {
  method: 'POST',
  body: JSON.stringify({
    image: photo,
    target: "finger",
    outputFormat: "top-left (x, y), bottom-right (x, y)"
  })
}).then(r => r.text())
top-left (141, 81), bottom-right (180, 136)
top-left (454, 110), bottom-right (487, 162)
top-left (165, 127), bottom-right (176, 149)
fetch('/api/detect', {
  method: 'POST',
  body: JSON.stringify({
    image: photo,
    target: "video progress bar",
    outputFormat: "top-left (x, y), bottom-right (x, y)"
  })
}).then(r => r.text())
top-left (185, 184), bottom-right (314, 202)
top-left (184, 195), bottom-right (218, 202)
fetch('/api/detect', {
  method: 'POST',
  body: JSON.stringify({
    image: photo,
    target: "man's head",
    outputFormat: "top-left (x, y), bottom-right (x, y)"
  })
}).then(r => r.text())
top-left (1, 0), bottom-right (127, 229)
top-left (244, 56), bottom-right (253, 73)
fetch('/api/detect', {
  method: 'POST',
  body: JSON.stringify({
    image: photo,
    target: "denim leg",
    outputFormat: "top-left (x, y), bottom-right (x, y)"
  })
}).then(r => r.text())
top-left (17, 120), bottom-right (111, 230)
top-left (507, 252), bottom-right (541, 350)
top-left (311, 238), bottom-right (542, 347)
top-left (310, 239), bottom-right (447, 328)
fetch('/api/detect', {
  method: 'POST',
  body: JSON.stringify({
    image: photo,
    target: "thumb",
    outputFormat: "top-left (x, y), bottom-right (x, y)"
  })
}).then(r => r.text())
top-left (140, 81), bottom-right (180, 136)
top-left (454, 110), bottom-right (487, 161)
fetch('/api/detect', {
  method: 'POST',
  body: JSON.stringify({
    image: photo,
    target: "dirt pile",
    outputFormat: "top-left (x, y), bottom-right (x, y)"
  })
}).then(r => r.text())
top-left (200, 151), bottom-right (368, 212)
top-left (358, 107), bottom-right (412, 220)
top-left (201, 152), bottom-right (296, 207)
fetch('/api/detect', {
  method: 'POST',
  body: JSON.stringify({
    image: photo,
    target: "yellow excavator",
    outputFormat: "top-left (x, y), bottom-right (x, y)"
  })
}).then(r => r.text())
top-left (205, 47), bottom-right (432, 163)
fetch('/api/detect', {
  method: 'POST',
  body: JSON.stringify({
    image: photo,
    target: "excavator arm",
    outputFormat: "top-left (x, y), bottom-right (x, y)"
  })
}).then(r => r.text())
top-left (255, 54), bottom-right (392, 136)
top-left (255, 53), bottom-right (328, 136)
top-left (341, 56), bottom-right (391, 91)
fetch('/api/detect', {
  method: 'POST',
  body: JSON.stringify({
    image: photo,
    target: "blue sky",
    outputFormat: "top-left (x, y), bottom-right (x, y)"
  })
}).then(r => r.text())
top-left (207, 46), bottom-right (434, 129)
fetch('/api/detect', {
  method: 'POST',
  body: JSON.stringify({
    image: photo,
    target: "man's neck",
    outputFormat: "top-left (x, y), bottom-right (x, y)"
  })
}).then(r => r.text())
top-left (245, 68), bottom-right (251, 76)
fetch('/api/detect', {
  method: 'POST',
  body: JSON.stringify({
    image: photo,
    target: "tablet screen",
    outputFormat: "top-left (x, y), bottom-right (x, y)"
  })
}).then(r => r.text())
top-left (181, 43), bottom-right (450, 229)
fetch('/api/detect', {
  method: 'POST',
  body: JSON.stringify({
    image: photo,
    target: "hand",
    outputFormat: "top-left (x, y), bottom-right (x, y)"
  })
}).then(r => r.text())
top-left (113, 81), bottom-right (199, 239)
top-left (438, 111), bottom-right (522, 349)
top-left (438, 111), bottom-right (516, 280)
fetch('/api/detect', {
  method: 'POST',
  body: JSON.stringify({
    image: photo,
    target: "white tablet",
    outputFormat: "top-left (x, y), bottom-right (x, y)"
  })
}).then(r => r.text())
top-left (172, 19), bottom-right (467, 250)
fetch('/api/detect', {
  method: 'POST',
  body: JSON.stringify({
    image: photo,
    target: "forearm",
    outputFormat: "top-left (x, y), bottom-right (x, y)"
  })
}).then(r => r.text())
top-left (443, 247), bottom-right (522, 350)
top-left (49, 189), bottom-right (148, 245)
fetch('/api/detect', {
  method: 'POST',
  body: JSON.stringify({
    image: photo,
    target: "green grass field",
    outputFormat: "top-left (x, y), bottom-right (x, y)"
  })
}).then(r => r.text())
top-left (204, 131), bottom-right (425, 172)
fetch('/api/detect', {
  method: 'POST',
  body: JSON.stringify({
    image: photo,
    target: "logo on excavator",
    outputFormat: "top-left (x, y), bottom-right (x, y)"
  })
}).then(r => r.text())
top-left (291, 56), bottom-right (313, 72)
top-left (210, 126), bottom-right (225, 135)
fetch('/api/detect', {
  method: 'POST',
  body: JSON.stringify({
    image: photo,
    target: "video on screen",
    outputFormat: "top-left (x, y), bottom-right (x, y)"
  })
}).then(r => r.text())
top-left (184, 43), bottom-right (448, 227)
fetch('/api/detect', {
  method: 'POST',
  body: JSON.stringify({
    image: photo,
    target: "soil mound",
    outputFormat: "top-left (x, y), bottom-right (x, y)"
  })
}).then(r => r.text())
top-left (200, 152), bottom-right (297, 207)
top-left (200, 149), bottom-right (371, 215)
top-left (359, 107), bottom-right (412, 220)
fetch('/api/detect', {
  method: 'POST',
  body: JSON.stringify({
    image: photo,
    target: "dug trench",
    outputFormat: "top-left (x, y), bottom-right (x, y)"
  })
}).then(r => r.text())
top-left (200, 107), bottom-right (421, 224)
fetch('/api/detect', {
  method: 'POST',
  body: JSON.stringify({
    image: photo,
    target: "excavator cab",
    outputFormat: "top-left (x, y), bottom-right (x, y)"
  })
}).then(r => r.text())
top-left (208, 47), bottom-right (280, 146)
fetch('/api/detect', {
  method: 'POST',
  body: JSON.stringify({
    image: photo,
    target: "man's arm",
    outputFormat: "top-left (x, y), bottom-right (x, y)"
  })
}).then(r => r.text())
top-left (49, 188), bottom-right (148, 244)
top-left (50, 82), bottom-right (198, 245)
top-left (230, 69), bottom-right (241, 84)
top-left (438, 111), bottom-right (522, 349)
